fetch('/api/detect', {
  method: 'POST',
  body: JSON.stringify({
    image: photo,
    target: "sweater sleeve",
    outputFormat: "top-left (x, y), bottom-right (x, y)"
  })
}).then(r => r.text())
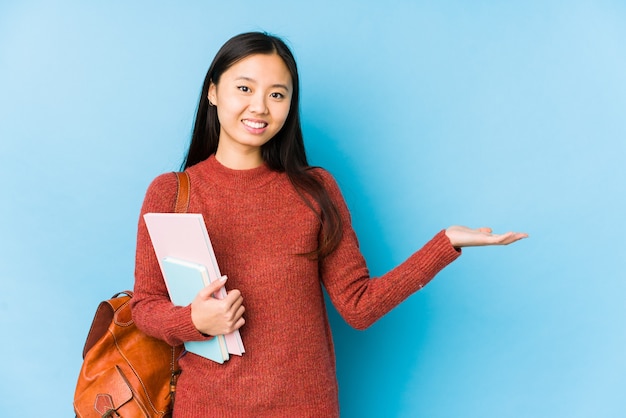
top-left (317, 170), bottom-right (461, 330)
top-left (130, 172), bottom-right (211, 345)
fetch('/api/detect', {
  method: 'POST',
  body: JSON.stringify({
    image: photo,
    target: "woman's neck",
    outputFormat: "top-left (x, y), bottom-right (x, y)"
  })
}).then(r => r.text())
top-left (215, 146), bottom-right (264, 170)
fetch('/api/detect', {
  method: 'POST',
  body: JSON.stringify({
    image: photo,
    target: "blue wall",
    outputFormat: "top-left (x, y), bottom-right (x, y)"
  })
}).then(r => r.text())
top-left (1, 1), bottom-right (625, 416)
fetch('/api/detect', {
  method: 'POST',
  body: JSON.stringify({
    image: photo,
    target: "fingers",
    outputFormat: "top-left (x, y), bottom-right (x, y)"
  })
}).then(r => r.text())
top-left (192, 282), bottom-right (246, 335)
top-left (226, 304), bottom-right (246, 333)
top-left (508, 232), bottom-right (529, 244)
top-left (217, 292), bottom-right (245, 333)
top-left (490, 231), bottom-right (511, 240)
top-left (225, 289), bottom-right (244, 313)
top-left (491, 231), bottom-right (528, 245)
top-left (197, 277), bottom-right (244, 311)
top-left (198, 276), bottom-right (228, 300)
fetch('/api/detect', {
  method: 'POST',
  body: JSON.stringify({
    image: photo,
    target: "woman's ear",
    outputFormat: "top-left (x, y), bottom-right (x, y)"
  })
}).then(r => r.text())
top-left (208, 82), bottom-right (217, 106)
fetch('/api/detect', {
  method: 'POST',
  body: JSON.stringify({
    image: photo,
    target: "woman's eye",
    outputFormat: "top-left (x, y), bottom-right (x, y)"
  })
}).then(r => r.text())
top-left (238, 86), bottom-right (250, 93)
top-left (270, 92), bottom-right (284, 99)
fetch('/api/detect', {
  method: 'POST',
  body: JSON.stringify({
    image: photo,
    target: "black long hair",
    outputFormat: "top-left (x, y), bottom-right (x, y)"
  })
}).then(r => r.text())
top-left (182, 32), bottom-right (342, 258)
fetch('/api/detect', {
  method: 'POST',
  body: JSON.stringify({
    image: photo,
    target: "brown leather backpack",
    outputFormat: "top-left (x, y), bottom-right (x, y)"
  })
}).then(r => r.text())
top-left (73, 172), bottom-right (189, 417)
top-left (73, 291), bottom-right (182, 417)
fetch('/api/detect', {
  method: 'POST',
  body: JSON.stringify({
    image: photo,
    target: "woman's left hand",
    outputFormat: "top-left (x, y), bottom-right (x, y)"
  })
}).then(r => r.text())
top-left (445, 226), bottom-right (528, 248)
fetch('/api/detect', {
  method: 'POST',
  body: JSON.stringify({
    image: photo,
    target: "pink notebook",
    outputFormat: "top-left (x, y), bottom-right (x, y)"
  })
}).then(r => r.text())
top-left (143, 212), bottom-right (245, 356)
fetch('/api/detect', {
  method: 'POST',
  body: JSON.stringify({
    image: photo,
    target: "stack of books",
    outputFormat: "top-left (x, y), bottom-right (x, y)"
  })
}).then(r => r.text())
top-left (144, 213), bottom-right (245, 364)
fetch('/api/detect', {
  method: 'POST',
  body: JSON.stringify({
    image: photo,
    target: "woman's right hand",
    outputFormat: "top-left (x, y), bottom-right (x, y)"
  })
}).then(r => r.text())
top-left (190, 276), bottom-right (245, 336)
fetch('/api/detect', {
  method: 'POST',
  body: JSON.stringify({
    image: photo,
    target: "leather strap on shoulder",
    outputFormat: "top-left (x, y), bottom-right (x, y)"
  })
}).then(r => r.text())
top-left (174, 171), bottom-right (190, 213)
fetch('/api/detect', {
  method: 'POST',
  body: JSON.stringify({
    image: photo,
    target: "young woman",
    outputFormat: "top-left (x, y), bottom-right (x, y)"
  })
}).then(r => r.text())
top-left (132, 32), bottom-right (527, 417)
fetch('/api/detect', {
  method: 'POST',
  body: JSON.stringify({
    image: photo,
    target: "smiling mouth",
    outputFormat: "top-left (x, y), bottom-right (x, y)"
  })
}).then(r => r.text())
top-left (242, 119), bottom-right (268, 129)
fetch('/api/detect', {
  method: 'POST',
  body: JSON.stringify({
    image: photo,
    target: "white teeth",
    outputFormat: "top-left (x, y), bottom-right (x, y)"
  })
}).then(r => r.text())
top-left (243, 120), bottom-right (267, 129)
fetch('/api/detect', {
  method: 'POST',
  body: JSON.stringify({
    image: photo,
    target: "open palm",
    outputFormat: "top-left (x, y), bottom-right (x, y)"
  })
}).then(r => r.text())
top-left (445, 226), bottom-right (528, 248)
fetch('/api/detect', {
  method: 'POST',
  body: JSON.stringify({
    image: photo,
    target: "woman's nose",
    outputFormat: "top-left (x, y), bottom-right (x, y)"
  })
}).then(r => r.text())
top-left (248, 93), bottom-right (268, 114)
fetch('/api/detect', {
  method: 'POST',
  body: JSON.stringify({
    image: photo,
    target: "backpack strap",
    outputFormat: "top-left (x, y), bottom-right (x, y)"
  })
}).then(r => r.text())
top-left (174, 171), bottom-right (190, 213)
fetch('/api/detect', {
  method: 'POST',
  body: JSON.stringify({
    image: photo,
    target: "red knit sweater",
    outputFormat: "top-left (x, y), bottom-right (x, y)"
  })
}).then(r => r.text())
top-left (132, 155), bottom-right (460, 417)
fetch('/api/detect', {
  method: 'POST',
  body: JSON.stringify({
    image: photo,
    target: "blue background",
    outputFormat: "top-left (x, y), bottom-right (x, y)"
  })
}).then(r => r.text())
top-left (1, 1), bottom-right (625, 417)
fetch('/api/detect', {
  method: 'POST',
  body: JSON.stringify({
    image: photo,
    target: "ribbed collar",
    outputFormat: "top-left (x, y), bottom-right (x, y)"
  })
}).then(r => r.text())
top-left (194, 154), bottom-right (280, 190)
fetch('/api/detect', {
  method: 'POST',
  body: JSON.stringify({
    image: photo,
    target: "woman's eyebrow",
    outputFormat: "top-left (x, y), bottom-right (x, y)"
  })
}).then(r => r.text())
top-left (235, 76), bottom-right (291, 91)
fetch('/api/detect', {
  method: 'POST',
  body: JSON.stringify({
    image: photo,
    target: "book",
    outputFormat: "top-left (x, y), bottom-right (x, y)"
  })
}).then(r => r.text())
top-left (143, 212), bottom-right (245, 358)
top-left (161, 257), bottom-right (229, 363)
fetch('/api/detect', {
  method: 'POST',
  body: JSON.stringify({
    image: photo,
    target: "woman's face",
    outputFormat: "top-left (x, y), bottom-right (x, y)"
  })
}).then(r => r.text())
top-left (208, 53), bottom-right (293, 160)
